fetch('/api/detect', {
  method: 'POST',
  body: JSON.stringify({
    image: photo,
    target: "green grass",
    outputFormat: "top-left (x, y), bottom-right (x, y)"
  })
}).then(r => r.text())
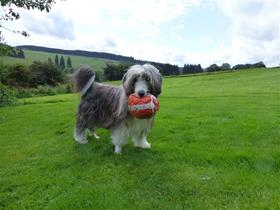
top-left (2, 50), bottom-right (119, 72)
top-left (1, 68), bottom-right (280, 209)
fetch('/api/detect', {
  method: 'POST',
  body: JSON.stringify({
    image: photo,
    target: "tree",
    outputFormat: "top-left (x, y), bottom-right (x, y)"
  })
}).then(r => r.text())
top-left (30, 61), bottom-right (64, 86)
top-left (0, 0), bottom-right (56, 39)
top-left (206, 64), bottom-right (221, 72)
top-left (220, 63), bottom-right (231, 71)
top-left (6, 64), bottom-right (31, 87)
top-left (66, 56), bottom-right (72, 68)
top-left (59, 56), bottom-right (65, 70)
top-left (54, 55), bottom-right (59, 66)
top-left (104, 63), bottom-right (130, 81)
top-left (182, 64), bottom-right (203, 74)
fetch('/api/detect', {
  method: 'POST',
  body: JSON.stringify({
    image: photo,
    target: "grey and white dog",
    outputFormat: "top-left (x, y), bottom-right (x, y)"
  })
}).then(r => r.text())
top-left (73, 64), bottom-right (162, 153)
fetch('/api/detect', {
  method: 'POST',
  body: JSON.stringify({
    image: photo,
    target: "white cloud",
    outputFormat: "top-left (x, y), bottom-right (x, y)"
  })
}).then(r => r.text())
top-left (200, 35), bottom-right (213, 44)
top-left (23, 10), bottom-right (75, 40)
top-left (215, 0), bottom-right (280, 67)
top-left (2, 0), bottom-right (279, 67)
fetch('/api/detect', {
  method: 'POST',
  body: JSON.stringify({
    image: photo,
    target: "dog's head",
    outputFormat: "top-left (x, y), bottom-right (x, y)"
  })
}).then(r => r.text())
top-left (122, 64), bottom-right (162, 98)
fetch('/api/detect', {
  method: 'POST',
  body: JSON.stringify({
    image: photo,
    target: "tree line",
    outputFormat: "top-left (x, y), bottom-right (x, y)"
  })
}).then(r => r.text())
top-left (103, 61), bottom-right (267, 81)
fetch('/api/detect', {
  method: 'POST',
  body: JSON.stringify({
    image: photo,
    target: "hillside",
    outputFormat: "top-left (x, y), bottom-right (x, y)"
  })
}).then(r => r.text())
top-left (2, 50), bottom-right (119, 73)
top-left (1, 68), bottom-right (280, 209)
top-left (18, 45), bottom-right (136, 63)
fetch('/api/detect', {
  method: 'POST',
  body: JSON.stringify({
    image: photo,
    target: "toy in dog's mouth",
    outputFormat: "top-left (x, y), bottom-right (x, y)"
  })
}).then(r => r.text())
top-left (128, 93), bottom-right (159, 119)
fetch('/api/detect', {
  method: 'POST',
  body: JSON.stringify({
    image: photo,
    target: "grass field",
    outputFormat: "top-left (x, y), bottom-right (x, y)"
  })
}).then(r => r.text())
top-left (1, 68), bottom-right (280, 209)
top-left (2, 50), bottom-right (119, 72)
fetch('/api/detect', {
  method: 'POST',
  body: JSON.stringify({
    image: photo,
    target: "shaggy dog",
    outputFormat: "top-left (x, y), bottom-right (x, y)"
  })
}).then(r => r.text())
top-left (73, 64), bottom-right (162, 153)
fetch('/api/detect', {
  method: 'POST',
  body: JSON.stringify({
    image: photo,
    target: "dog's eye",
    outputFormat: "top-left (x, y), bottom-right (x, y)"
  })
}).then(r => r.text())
top-left (143, 74), bottom-right (150, 81)
top-left (133, 78), bottom-right (137, 83)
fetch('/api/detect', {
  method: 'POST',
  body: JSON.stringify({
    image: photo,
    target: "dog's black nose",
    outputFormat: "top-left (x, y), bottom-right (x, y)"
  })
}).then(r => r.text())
top-left (138, 90), bottom-right (145, 97)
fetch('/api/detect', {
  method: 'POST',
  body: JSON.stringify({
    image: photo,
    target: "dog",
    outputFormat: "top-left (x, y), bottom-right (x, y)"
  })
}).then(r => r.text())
top-left (73, 63), bottom-right (162, 153)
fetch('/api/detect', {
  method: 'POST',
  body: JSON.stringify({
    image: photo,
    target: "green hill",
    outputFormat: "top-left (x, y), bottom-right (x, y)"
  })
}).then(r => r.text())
top-left (2, 50), bottom-right (119, 72)
top-left (1, 68), bottom-right (280, 209)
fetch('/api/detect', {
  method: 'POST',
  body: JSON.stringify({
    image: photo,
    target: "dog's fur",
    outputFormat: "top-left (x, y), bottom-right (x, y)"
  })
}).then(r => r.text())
top-left (73, 64), bottom-right (162, 153)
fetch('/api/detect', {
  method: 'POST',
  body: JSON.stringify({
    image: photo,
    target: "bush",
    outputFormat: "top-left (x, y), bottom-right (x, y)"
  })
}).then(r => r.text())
top-left (6, 64), bottom-right (31, 87)
top-left (104, 63), bottom-right (130, 81)
top-left (0, 83), bottom-right (17, 107)
top-left (0, 64), bottom-right (8, 84)
top-left (206, 64), bottom-right (221, 72)
top-left (29, 61), bottom-right (65, 86)
top-left (15, 84), bottom-right (73, 98)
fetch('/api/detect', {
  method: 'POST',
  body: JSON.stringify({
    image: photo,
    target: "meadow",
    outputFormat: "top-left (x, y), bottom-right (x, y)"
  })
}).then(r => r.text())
top-left (2, 50), bottom-right (119, 73)
top-left (0, 68), bottom-right (280, 209)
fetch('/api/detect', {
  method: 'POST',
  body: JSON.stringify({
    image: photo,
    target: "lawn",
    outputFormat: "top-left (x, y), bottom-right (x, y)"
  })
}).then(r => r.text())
top-left (2, 50), bottom-right (119, 73)
top-left (0, 68), bottom-right (280, 209)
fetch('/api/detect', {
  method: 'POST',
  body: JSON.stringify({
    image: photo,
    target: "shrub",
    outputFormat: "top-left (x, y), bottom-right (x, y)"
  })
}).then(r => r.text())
top-left (30, 61), bottom-right (65, 86)
top-left (15, 84), bottom-right (73, 98)
top-left (0, 83), bottom-right (17, 107)
top-left (104, 63), bottom-right (130, 81)
top-left (6, 64), bottom-right (31, 87)
top-left (0, 64), bottom-right (8, 84)
top-left (206, 64), bottom-right (221, 72)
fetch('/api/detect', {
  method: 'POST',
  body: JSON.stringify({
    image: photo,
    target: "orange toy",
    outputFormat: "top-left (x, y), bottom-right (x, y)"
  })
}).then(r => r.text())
top-left (128, 93), bottom-right (159, 119)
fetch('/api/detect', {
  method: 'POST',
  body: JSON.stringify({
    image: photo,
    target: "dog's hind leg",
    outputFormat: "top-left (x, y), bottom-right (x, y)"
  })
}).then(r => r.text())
top-left (74, 117), bottom-right (88, 144)
top-left (88, 127), bottom-right (100, 139)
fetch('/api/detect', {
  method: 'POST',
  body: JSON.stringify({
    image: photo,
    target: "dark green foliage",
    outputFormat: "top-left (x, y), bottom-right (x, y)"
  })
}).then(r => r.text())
top-left (54, 54), bottom-right (59, 66)
top-left (7, 47), bottom-right (25, 58)
top-left (206, 64), bottom-right (221, 72)
top-left (0, 43), bottom-right (13, 56)
top-left (15, 84), bottom-right (72, 98)
top-left (0, 83), bottom-right (17, 106)
top-left (29, 61), bottom-right (64, 86)
top-left (66, 56), bottom-right (72, 68)
top-left (182, 64), bottom-right (203, 74)
top-left (156, 63), bottom-right (179, 76)
top-left (104, 63), bottom-right (130, 81)
top-left (5, 64), bottom-right (31, 87)
top-left (220, 63), bottom-right (231, 71)
top-left (233, 62), bottom-right (266, 70)
top-left (59, 56), bottom-right (65, 70)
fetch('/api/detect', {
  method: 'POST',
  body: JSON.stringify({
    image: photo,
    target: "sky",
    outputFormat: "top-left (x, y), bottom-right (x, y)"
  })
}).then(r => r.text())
top-left (1, 0), bottom-right (280, 67)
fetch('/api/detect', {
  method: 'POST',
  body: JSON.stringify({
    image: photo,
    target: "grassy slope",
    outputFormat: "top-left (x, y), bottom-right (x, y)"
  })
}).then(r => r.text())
top-left (2, 50), bottom-right (119, 72)
top-left (1, 68), bottom-right (280, 209)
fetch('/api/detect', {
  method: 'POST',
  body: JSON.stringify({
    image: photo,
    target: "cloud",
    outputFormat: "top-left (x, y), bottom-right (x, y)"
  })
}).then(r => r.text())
top-left (3, 0), bottom-right (279, 67)
top-left (22, 10), bottom-right (75, 40)
top-left (215, 0), bottom-right (280, 66)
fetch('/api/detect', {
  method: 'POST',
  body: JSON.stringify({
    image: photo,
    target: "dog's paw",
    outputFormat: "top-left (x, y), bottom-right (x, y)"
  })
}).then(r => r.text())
top-left (114, 145), bottom-right (122, 154)
top-left (135, 141), bottom-right (151, 149)
top-left (74, 137), bottom-right (88, 144)
top-left (93, 132), bottom-right (100, 139)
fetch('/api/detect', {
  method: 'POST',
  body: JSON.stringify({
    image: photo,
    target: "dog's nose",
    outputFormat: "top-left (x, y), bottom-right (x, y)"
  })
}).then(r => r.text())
top-left (138, 90), bottom-right (145, 97)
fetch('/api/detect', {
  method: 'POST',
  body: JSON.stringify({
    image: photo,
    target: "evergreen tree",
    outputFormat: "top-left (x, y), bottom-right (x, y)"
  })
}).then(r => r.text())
top-left (66, 56), bottom-right (72, 68)
top-left (55, 54), bottom-right (59, 66)
top-left (59, 56), bottom-right (65, 70)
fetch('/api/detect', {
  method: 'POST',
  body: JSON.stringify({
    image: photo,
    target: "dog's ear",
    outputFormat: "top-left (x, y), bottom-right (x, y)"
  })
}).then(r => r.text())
top-left (122, 72), bottom-right (127, 84)
top-left (143, 64), bottom-right (162, 97)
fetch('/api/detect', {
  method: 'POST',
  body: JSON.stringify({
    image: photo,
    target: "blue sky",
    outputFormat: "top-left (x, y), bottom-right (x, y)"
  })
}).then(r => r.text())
top-left (2, 0), bottom-right (280, 67)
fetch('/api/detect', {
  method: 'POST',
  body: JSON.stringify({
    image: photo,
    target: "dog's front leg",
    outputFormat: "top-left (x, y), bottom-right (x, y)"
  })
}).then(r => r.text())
top-left (132, 134), bottom-right (151, 149)
top-left (111, 125), bottom-right (129, 154)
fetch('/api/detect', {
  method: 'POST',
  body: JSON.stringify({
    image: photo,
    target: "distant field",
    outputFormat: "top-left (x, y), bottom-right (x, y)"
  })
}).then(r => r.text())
top-left (2, 50), bottom-right (119, 72)
top-left (1, 68), bottom-right (280, 209)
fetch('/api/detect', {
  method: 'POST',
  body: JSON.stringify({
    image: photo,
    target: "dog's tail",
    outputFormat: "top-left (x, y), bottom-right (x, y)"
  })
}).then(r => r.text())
top-left (73, 65), bottom-right (96, 95)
